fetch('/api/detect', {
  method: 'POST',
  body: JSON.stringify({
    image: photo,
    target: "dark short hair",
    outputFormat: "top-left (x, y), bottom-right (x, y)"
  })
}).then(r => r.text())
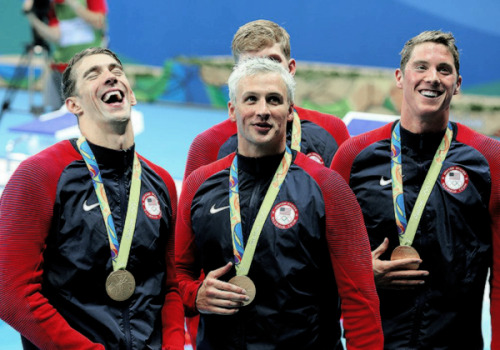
top-left (61, 47), bottom-right (122, 100)
top-left (400, 30), bottom-right (460, 76)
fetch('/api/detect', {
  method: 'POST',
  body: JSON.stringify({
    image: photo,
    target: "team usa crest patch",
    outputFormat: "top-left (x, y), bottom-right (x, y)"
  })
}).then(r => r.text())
top-left (441, 166), bottom-right (469, 194)
top-left (142, 192), bottom-right (162, 219)
top-left (271, 201), bottom-right (299, 229)
top-left (306, 152), bottom-right (324, 165)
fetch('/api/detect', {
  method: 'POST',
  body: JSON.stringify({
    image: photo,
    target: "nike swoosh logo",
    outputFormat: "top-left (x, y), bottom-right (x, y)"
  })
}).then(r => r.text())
top-left (379, 177), bottom-right (392, 186)
top-left (83, 200), bottom-right (100, 211)
top-left (210, 205), bottom-right (230, 214)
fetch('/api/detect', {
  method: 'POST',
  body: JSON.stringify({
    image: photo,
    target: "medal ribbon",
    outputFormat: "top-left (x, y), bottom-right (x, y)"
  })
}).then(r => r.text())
top-left (229, 146), bottom-right (292, 276)
top-left (290, 109), bottom-right (301, 152)
top-left (391, 121), bottom-right (453, 246)
top-left (77, 136), bottom-right (142, 271)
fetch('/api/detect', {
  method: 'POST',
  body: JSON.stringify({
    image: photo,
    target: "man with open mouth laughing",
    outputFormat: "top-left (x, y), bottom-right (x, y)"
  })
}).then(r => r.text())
top-left (332, 31), bottom-right (500, 349)
top-left (0, 48), bottom-right (185, 349)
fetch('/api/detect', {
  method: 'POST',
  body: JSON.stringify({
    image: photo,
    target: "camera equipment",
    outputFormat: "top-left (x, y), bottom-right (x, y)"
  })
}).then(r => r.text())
top-left (0, 0), bottom-right (53, 121)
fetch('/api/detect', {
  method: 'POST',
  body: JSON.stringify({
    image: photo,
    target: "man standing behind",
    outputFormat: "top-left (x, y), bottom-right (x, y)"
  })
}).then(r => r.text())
top-left (176, 57), bottom-right (383, 349)
top-left (183, 19), bottom-right (349, 180)
top-left (332, 31), bottom-right (500, 349)
top-left (0, 48), bottom-right (184, 349)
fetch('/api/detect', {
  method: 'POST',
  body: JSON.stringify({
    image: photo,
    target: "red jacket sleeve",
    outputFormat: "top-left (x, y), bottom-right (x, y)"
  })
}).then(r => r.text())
top-left (0, 141), bottom-right (104, 349)
top-left (295, 106), bottom-right (350, 154)
top-left (331, 122), bottom-right (392, 181)
top-left (140, 157), bottom-right (185, 350)
top-left (297, 154), bottom-right (383, 349)
top-left (183, 119), bottom-right (237, 181)
top-left (455, 126), bottom-right (500, 349)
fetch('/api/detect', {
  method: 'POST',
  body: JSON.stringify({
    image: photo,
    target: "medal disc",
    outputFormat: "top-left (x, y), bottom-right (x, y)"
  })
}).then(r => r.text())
top-left (106, 269), bottom-right (136, 301)
top-left (390, 246), bottom-right (421, 270)
top-left (228, 275), bottom-right (256, 306)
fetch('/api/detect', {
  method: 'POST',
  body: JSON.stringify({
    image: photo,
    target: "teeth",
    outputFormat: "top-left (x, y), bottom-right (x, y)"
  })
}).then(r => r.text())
top-left (421, 90), bottom-right (439, 98)
top-left (103, 91), bottom-right (122, 102)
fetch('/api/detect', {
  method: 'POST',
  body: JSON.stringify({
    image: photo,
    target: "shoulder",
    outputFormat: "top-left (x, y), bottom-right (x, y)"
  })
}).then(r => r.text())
top-left (332, 122), bottom-right (392, 169)
top-left (2, 140), bottom-right (79, 204)
top-left (295, 106), bottom-right (340, 124)
top-left (19, 140), bottom-right (80, 178)
top-left (183, 154), bottom-right (234, 198)
top-left (294, 152), bottom-right (347, 189)
top-left (138, 154), bottom-right (178, 201)
top-left (454, 122), bottom-right (500, 181)
top-left (295, 106), bottom-right (348, 132)
top-left (454, 122), bottom-right (500, 158)
top-left (139, 154), bottom-right (175, 184)
top-left (192, 119), bottom-right (236, 144)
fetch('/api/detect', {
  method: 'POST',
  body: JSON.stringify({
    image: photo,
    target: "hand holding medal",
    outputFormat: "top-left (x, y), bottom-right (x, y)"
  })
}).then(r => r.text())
top-left (390, 245), bottom-right (421, 270)
top-left (372, 238), bottom-right (427, 289)
top-left (389, 122), bottom-right (453, 271)
top-left (196, 262), bottom-right (252, 315)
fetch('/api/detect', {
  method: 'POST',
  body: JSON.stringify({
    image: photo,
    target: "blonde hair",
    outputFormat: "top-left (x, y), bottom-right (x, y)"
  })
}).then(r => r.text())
top-left (232, 20), bottom-right (291, 62)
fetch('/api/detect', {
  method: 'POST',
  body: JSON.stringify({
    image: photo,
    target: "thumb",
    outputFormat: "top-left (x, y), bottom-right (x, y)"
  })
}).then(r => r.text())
top-left (372, 237), bottom-right (389, 260)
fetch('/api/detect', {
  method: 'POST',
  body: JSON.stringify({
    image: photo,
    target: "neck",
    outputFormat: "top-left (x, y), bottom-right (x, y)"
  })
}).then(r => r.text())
top-left (80, 121), bottom-right (134, 150)
top-left (237, 140), bottom-right (286, 158)
top-left (400, 114), bottom-right (449, 134)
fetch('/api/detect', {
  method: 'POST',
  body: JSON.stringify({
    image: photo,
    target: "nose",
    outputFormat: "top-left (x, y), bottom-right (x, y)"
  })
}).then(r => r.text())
top-left (104, 71), bottom-right (118, 85)
top-left (256, 99), bottom-right (270, 119)
top-left (425, 68), bottom-right (440, 86)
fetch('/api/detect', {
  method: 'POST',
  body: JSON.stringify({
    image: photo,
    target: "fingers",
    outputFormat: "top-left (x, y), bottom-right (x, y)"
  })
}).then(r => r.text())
top-left (372, 237), bottom-right (389, 260)
top-left (196, 262), bottom-right (250, 315)
top-left (374, 255), bottom-right (429, 290)
top-left (207, 261), bottom-right (234, 280)
top-left (379, 271), bottom-right (428, 290)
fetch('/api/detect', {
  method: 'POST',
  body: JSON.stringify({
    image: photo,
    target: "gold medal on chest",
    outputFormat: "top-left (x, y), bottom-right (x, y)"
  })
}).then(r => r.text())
top-left (228, 275), bottom-right (256, 306)
top-left (106, 269), bottom-right (136, 301)
top-left (390, 246), bottom-right (421, 270)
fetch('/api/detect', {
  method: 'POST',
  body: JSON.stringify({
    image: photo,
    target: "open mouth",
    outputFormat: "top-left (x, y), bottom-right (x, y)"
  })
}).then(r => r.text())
top-left (419, 89), bottom-right (443, 98)
top-left (254, 122), bottom-right (272, 131)
top-left (102, 90), bottom-right (124, 104)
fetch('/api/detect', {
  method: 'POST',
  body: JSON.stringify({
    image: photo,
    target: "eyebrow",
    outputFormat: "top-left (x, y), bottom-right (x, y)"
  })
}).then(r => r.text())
top-left (412, 60), bottom-right (428, 66)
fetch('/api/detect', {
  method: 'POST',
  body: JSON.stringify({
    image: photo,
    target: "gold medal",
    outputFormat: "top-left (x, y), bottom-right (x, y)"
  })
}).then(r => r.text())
top-left (106, 269), bottom-right (136, 301)
top-left (228, 275), bottom-right (256, 306)
top-left (390, 245), bottom-right (421, 270)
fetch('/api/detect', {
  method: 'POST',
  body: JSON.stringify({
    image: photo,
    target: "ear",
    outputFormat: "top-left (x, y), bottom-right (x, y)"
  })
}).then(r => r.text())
top-left (228, 101), bottom-right (236, 122)
top-left (66, 97), bottom-right (83, 116)
top-left (287, 103), bottom-right (294, 122)
top-left (288, 58), bottom-right (297, 76)
top-left (130, 90), bottom-right (137, 106)
top-left (454, 75), bottom-right (462, 95)
top-left (395, 68), bottom-right (403, 89)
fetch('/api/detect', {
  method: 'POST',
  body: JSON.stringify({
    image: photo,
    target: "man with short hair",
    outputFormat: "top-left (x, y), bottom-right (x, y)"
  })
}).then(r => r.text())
top-left (176, 57), bottom-right (383, 349)
top-left (182, 21), bottom-right (350, 346)
top-left (0, 47), bottom-right (185, 349)
top-left (332, 30), bottom-right (500, 349)
top-left (183, 19), bottom-right (349, 180)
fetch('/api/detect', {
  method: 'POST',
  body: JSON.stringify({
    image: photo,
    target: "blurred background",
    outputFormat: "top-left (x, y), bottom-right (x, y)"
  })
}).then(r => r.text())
top-left (0, 0), bottom-right (498, 348)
